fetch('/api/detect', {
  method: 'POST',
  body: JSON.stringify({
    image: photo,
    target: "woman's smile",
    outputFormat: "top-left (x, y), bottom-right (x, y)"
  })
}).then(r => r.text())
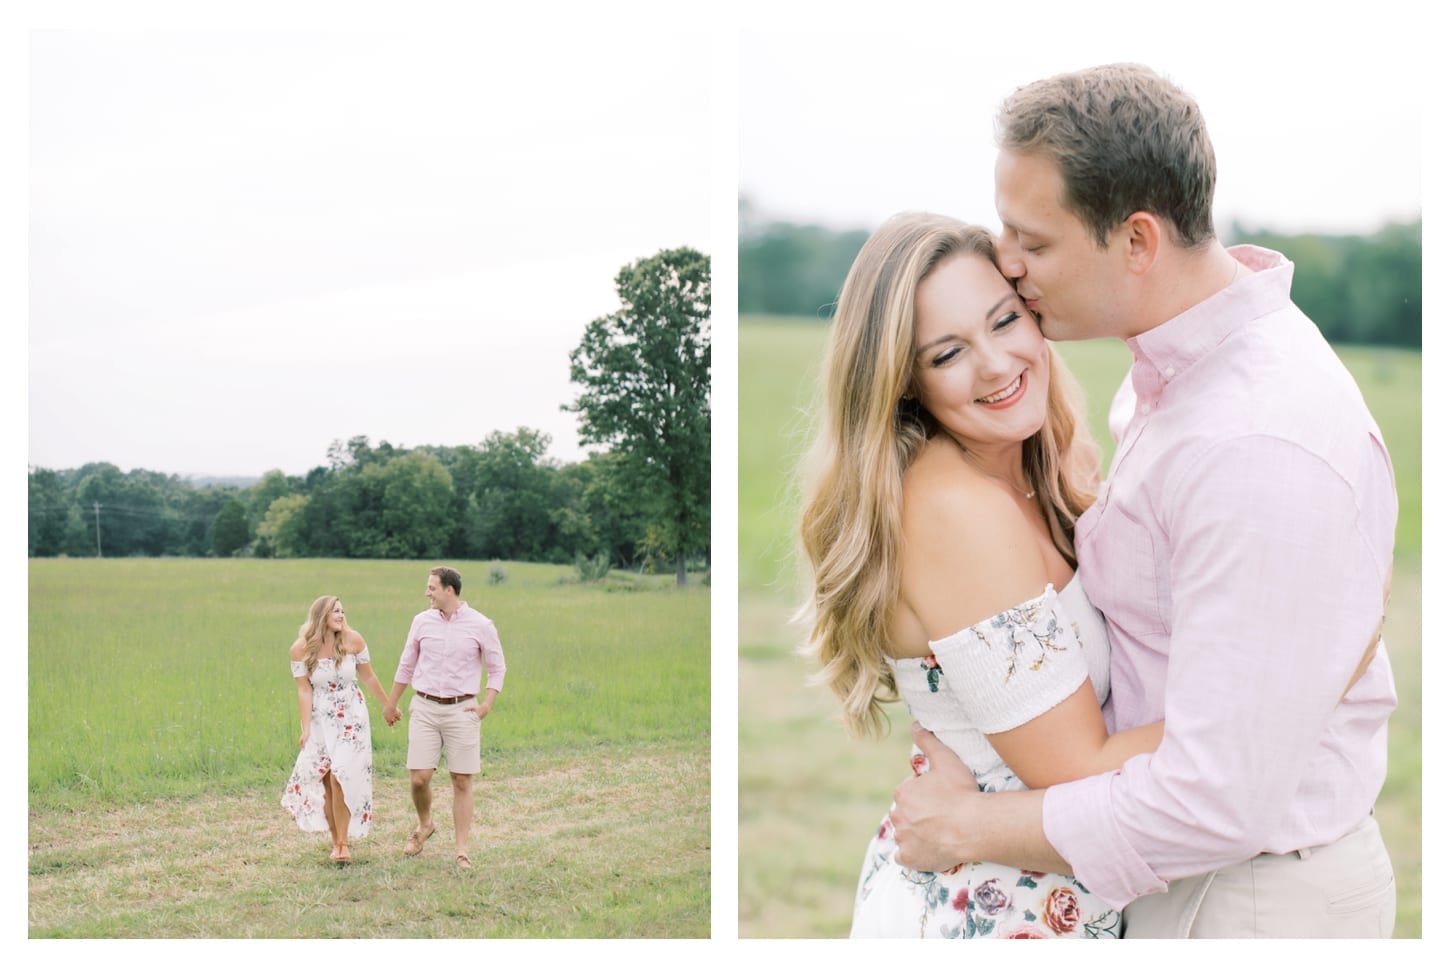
top-left (976, 370), bottom-right (1027, 409)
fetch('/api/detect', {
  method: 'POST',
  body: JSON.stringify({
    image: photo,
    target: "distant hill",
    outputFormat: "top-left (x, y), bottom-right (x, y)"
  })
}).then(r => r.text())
top-left (185, 474), bottom-right (261, 489)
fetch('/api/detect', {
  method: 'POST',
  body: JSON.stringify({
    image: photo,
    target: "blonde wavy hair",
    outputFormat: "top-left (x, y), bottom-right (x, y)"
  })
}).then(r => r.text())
top-left (797, 212), bottom-right (1100, 738)
top-left (298, 595), bottom-right (351, 677)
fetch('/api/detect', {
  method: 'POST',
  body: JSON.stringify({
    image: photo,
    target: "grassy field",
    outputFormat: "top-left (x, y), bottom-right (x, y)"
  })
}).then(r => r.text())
top-left (28, 558), bottom-right (709, 938)
top-left (738, 315), bottom-right (1423, 938)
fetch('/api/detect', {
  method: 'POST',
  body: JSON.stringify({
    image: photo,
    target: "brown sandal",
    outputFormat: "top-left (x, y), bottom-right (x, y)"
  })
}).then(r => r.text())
top-left (456, 854), bottom-right (472, 870)
top-left (403, 823), bottom-right (435, 856)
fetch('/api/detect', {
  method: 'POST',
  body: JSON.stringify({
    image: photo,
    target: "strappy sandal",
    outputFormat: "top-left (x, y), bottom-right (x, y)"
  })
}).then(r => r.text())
top-left (455, 853), bottom-right (472, 870)
top-left (336, 844), bottom-right (352, 864)
top-left (403, 823), bottom-right (435, 856)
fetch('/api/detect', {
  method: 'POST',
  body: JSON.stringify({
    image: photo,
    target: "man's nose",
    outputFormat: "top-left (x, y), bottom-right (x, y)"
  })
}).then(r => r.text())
top-left (996, 234), bottom-right (1025, 281)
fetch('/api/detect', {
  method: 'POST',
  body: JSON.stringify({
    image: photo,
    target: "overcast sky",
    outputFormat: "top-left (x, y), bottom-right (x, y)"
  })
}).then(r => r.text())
top-left (18, 4), bottom-right (1437, 489)
top-left (740, 17), bottom-right (1424, 237)
top-left (27, 26), bottom-right (711, 477)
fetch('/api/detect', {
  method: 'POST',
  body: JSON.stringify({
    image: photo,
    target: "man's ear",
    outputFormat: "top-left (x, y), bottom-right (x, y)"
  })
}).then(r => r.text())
top-left (1120, 211), bottom-right (1162, 275)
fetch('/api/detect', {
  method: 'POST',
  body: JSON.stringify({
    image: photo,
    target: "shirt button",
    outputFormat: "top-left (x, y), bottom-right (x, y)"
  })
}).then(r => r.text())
top-left (1164, 366), bottom-right (1175, 378)
top-left (1140, 403), bottom-right (1152, 414)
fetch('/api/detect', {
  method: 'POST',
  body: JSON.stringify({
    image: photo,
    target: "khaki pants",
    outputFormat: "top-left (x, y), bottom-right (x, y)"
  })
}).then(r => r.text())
top-left (1123, 814), bottom-right (1395, 938)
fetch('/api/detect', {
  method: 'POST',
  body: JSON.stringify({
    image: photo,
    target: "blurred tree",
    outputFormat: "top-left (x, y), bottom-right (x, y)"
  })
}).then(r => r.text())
top-left (1226, 219), bottom-right (1420, 348)
top-left (249, 469), bottom-right (296, 523)
top-left (259, 493), bottom-right (311, 558)
top-left (565, 247), bottom-right (711, 585)
top-left (170, 485), bottom-right (236, 556)
top-left (73, 463), bottom-right (173, 556)
top-left (739, 202), bottom-right (1421, 349)
top-left (739, 203), bottom-right (869, 318)
top-left (212, 498), bottom-right (252, 557)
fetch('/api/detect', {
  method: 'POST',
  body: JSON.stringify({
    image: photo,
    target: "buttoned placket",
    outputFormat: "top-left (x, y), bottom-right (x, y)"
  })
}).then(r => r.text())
top-left (1098, 356), bottom-right (1165, 508)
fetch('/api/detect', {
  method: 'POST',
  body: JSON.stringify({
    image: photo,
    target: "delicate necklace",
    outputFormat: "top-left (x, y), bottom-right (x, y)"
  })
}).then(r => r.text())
top-left (949, 436), bottom-right (1035, 499)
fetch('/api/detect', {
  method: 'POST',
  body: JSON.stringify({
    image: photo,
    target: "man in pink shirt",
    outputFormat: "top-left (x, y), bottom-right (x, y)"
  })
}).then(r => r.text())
top-left (890, 63), bottom-right (1399, 937)
top-left (385, 565), bottom-right (507, 870)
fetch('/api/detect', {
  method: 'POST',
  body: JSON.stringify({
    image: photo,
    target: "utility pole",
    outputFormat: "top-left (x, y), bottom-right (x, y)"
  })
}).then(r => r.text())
top-left (93, 501), bottom-right (102, 558)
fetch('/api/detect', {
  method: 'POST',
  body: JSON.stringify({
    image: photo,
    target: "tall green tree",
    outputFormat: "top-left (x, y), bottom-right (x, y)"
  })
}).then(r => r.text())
top-left (28, 468), bottom-right (70, 556)
top-left (469, 428), bottom-right (556, 561)
top-left (212, 498), bottom-right (252, 557)
top-left (564, 247), bottom-right (711, 586)
top-left (376, 451), bottom-right (455, 558)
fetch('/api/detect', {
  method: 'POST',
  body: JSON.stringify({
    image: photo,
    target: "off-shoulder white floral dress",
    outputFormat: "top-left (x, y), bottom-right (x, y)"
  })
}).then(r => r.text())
top-left (850, 577), bottom-right (1122, 939)
top-left (281, 650), bottom-right (375, 838)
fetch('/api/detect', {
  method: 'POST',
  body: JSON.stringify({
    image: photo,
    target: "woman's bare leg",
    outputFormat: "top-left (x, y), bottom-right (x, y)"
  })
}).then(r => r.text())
top-left (326, 771), bottom-right (352, 860)
top-left (321, 770), bottom-right (341, 858)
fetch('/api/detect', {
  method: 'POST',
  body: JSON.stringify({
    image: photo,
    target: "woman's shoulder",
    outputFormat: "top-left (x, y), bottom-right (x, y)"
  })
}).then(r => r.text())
top-left (898, 439), bottom-right (1052, 639)
top-left (288, 638), bottom-right (307, 661)
top-left (343, 629), bottom-right (368, 653)
top-left (902, 438), bottom-right (1021, 531)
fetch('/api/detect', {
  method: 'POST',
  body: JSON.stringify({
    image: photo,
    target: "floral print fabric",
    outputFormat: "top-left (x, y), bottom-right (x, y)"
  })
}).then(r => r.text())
top-left (851, 754), bottom-right (1120, 938)
top-left (850, 578), bottom-right (1120, 938)
top-left (281, 649), bottom-right (375, 837)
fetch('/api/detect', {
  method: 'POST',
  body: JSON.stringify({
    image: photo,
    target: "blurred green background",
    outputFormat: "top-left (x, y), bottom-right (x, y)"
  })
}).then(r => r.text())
top-left (736, 315), bottom-right (1422, 938)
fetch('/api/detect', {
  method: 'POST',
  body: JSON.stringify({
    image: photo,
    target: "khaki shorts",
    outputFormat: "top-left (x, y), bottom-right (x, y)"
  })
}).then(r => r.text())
top-left (406, 695), bottom-right (482, 775)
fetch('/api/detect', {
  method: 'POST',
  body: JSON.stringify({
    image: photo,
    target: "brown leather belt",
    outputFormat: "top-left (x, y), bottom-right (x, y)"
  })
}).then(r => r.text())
top-left (416, 691), bottom-right (474, 705)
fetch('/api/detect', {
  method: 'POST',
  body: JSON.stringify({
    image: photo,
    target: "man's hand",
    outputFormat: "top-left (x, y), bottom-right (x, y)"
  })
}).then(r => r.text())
top-left (472, 701), bottom-right (492, 722)
top-left (383, 704), bottom-right (401, 726)
top-left (891, 723), bottom-right (983, 872)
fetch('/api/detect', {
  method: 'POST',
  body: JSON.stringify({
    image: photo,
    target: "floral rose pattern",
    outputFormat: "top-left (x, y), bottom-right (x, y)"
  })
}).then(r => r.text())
top-left (855, 803), bottom-right (1120, 938)
top-left (1043, 885), bottom-right (1082, 934)
top-left (850, 645), bottom-right (1122, 939)
top-left (280, 651), bottom-right (376, 839)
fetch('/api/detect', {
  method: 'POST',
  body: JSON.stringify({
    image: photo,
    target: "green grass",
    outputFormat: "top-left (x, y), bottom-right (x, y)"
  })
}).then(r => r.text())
top-left (28, 558), bottom-right (709, 937)
top-left (737, 315), bottom-right (1422, 938)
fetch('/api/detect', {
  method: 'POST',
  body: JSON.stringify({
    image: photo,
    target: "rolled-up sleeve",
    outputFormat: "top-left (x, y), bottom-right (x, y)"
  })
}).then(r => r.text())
top-left (479, 617), bottom-right (506, 693)
top-left (1045, 434), bottom-right (1394, 909)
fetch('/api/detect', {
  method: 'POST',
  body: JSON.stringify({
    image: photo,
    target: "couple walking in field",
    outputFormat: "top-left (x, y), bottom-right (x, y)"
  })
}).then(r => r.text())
top-left (799, 63), bottom-right (1398, 938)
top-left (281, 565), bottom-right (507, 869)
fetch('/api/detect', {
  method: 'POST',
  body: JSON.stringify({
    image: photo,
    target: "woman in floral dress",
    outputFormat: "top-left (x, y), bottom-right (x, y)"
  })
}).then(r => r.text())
top-left (282, 595), bottom-right (390, 864)
top-left (798, 214), bottom-right (1167, 938)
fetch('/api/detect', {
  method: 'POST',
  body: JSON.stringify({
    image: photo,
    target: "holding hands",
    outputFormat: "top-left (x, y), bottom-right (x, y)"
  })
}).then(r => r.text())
top-left (383, 704), bottom-right (402, 727)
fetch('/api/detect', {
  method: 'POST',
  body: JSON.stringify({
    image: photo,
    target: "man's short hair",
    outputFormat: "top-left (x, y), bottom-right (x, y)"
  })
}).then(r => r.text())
top-left (430, 566), bottom-right (462, 595)
top-left (996, 62), bottom-right (1217, 249)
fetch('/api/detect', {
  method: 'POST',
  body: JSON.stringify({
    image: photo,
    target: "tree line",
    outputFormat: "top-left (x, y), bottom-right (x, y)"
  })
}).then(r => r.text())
top-left (29, 247), bottom-right (712, 581)
top-left (28, 430), bottom-right (675, 569)
top-left (739, 199), bottom-right (1421, 348)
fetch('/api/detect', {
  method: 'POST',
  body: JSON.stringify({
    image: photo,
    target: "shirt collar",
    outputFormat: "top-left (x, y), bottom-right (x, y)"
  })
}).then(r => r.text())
top-left (1125, 245), bottom-right (1294, 404)
top-left (434, 601), bottom-right (470, 620)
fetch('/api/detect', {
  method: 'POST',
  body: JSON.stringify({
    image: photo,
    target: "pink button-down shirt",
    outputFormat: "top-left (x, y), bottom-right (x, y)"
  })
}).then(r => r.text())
top-left (1041, 246), bottom-right (1398, 911)
top-left (394, 602), bottom-right (507, 698)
